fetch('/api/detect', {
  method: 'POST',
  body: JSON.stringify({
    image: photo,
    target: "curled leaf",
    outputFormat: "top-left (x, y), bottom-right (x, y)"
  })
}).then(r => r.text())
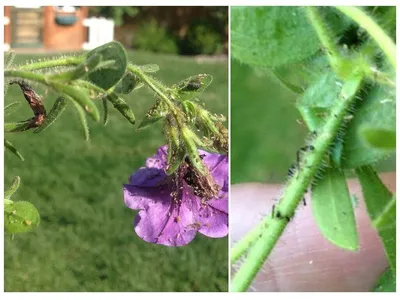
top-left (106, 93), bottom-right (135, 125)
top-left (71, 100), bottom-right (90, 141)
top-left (137, 99), bottom-right (168, 130)
top-left (173, 74), bottom-right (213, 101)
top-left (4, 176), bottom-right (21, 199)
top-left (4, 101), bottom-right (21, 116)
top-left (4, 139), bottom-right (24, 161)
top-left (51, 82), bottom-right (100, 121)
top-left (4, 120), bottom-right (32, 132)
top-left (34, 97), bottom-right (68, 133)
top-left (114, 72), bottom-right (143, 94)
top-left (181, 127), bottom-right (206, 174)
top-left (102, 98), bottom-right (109, 125)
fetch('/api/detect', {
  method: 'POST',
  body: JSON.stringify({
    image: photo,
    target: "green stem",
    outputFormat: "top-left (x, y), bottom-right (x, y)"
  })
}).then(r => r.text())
top-left (128, 64), bottom-right (183, 127)
top-left (231, 74), bottom-right (364, 292)
top-left (336, 6), bottom-right (396, 68)
top-left (305, 7), bottom-right (344, 75)
top-left (231, 216), bottom-right (269, 264)
top-left (5, 70), bottom-right (48, 85)
top-left (18, 55), bottom-right (84, 71)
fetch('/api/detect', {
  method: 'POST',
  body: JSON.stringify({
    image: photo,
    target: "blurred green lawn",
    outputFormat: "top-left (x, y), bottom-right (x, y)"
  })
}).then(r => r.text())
top-left (231, 59), bottom-right (395, 184)
top-left (4, 51), bottom-right (228, 292)
top-left (231, 59), bottom-right (307, 184)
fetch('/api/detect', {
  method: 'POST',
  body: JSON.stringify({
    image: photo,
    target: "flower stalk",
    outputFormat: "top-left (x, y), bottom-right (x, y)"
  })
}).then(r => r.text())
top-left (231, 74), bottom-right (364, 292)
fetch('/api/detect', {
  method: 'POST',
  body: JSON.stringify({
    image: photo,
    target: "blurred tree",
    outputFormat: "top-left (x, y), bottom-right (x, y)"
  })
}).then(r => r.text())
top-left (89, 7), bottom-right (139, 26)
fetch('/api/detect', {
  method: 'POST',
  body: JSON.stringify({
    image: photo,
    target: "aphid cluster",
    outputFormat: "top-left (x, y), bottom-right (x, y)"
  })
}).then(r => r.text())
top-left (270, 137), bottom-right (317, 223)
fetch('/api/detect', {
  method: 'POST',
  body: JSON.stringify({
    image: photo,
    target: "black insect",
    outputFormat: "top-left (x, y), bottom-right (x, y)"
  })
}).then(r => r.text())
top-left (271, 205), bottom-right (291, 222)
top-left (181, 79), bottom-right (202, 92)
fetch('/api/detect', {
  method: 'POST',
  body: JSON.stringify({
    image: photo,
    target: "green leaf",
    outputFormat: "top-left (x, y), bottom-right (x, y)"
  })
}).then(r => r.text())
top-left (4, 120), bottom-right (31, 132)
top-left (311, 167), bottom-right (358, 250)
top-left (4, 101), bottom-right (21, 116)
top-left (4, 139), bottom-right (24, 161)
top-left (172, 74), bottom-right (213, 101)
top-left (137, 99), bottom-right (168, 130)
top-left (231, 7), bottom-right (350, 68)
top-left (374, 196), bottom-right (396, 231)
top-left (106, 93), bottom-right (135, 125)
top-left (359, 127), bottom-right (396, 151)
top-left (114, 72), bottom-right (142, 94)
top-left (373, 269), bottom-right (396, 292)
top-left (5, 51), bottom-right (16, 69)
top-left (4, 176), bottom-right (21, 199)
top-left (48, 53), bottom-right (102, 81)
top-left (51, 82), bottom-right (100, 121)
top-left (86, 41), bottom-right (127, 90)
top-left (71, 100), bottom-right (90, 141)
top-left (356, 166), bottom-right (395, 272)
top-left (297, 72), bottom-right (341, 112)
top-left (4, 201), bottom-right (40, 233)
top-left (102, 98), bottom-right (109, 125)
top-left (342, 86), bottom-right (395, 168)
top-left (139, 64), bottom-right (160, 73)
top-left (34, 97), bottom-right (68, 133)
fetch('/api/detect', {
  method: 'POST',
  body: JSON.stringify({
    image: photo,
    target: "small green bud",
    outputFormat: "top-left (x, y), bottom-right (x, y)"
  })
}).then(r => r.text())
top-left (181, 126), bottom-right (206, 174)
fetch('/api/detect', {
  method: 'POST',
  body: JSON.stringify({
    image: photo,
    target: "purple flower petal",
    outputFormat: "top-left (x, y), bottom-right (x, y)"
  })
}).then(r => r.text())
top-left (123, 145), bottom-right (229, 247)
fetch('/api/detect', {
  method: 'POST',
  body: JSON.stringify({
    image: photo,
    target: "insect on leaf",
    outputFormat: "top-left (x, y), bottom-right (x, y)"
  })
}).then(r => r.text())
top-left (114, 72), bottom-right (143, 94)
top-left (106, 93), bottom-right (135, 125)
top-left (173, 74), bottom-right (213, 101)
top-left (137, 99), bottom-right (168, 130)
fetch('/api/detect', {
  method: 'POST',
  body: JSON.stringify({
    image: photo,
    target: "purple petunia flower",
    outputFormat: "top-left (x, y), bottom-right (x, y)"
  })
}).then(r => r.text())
top-left (123, 145), bottom-right (228, 247)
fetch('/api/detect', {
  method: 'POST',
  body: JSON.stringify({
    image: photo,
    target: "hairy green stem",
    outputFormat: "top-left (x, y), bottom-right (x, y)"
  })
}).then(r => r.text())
top-left (231, 216), bottom-right (269, 263)
top-left (128, 64), bottom-right (184, 127)
top-left (5, 70), bottom-right (48, 85)
top-left (231, 74), bottom-right (363, 292)
top-left (305, 7), bottom-right (344, 75)
top-left (336, 6), bottom-right (396, 68)
top-left (18, 55), bottom-right (85, 71)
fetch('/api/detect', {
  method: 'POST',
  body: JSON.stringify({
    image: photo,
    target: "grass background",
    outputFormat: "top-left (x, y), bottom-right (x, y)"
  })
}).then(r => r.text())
top-left (4, 51), bottom-right (228, 292)
top-left (231, 59), bottom-right (395, 184)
